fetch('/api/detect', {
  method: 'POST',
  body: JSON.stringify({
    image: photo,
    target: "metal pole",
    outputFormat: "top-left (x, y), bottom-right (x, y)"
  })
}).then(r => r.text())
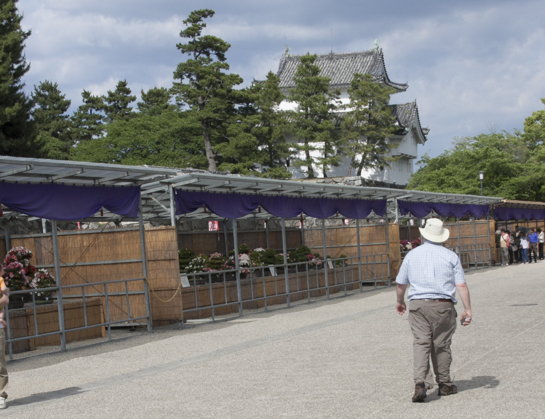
top-left (232, 219), bottom-right (243, 315)
top-left (223, 220), bottom-right (229, 256)
top-left (321, 219), bottom-right (329, 298)
top-left (168, 184), bottom-right (176, 227)
top-left (138, 200), bottom-right (153, 332)
top-left (300, 214), bottom-right (305, 246)
top-left (51, 220), bottom-right (66, 351)
top-left (280, 218), bottom-right (290, 307)
top-left (384, 211), bottom-right (391, 286)
top-left (265, 219), bottom-right (270, 249)
top-left (356, 218), bottom-right (363, 291)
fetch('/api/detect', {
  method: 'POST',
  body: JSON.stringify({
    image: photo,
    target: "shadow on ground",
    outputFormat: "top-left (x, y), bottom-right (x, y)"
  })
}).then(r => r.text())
top-left (8, 386), bottom-right (85, 407)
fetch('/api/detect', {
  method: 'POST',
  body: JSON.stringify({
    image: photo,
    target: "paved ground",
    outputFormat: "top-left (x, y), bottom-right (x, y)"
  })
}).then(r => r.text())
top-left (4, 262), bottom-right (545, 418)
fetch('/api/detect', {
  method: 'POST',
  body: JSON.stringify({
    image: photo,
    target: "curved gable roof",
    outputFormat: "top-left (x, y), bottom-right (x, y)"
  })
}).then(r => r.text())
top-left (392, 101), bottom-right (429, 144)
top-left (277, 48), bottom-right (408, 92)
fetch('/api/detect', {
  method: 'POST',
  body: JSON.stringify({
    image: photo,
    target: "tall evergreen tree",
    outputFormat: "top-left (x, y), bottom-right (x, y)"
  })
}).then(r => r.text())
top-left (288, 54), bottom-right (341, 178)
top-left (103, 80), bottom-right (136, 122)
top-left (0, 0), bottom-right (35, 156)
top-left (70, 90), bottom-right (105, 144)
top-left (31, 80), bottom-right (72, 160)
top-left (137, 87), bottom-right (175, 115)
top-left (341, 73), bottom-right (397, 176)
top-left (247, 72), bottom-right (291, 178)
top-left (172, 9), bottom-right (243, 172)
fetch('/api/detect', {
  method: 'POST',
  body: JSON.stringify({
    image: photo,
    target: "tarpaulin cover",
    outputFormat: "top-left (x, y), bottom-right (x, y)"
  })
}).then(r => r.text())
top-left (174, 190), bottom-right (386, 219)
top-left (398, 200), bottom-right (489, 219)
top-left (0, 181), bottom-right (140, 220)
top-left (494, 206), bottom-right (545, 221)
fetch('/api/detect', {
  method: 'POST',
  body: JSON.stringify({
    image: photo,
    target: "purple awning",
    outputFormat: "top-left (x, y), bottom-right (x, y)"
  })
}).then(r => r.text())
top-left (398, 200), bottom-right (490, 219)
top-left (174, 190), bottom-right (386, 219)
top-left (494, 206), bottom-right (545, 221)
top-left (0, 181), bottom-right (140, 221)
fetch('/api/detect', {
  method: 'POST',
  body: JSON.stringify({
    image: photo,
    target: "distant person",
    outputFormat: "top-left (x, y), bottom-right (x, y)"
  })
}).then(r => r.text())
top-left (0, 267), bottom-right (9, 409)
top-left (538, 228), bottom-right (544, 260)
top-left (528, 228), bottom-right (539, 263)
top-left (520, 233), bottom-right (530, 264)
top-left (395, 218), bottom-right (472, 403)
top-left (499, 229), bottom-right (510, 266)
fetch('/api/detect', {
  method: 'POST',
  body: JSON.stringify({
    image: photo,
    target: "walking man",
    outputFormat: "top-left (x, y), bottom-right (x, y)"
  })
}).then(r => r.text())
top-left (395, 218), bottom-right (472, 403)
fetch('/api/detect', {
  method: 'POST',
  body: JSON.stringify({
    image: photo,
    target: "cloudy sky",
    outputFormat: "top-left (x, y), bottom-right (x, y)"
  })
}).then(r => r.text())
top-left (17, 0), bottom-right (545, 159)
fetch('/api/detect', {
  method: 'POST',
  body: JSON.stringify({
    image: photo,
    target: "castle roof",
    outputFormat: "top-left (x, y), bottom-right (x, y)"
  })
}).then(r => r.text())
top-left (276, 48), bottom-right (408, 92)
top-left (392, 101), bottom-right (428, 144)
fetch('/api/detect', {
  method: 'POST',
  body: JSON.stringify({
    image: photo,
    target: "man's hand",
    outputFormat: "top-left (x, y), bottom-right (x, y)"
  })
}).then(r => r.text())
top-left (396, 302), bottom-right (406, 315)
top-left (460, 310), bottom-right (472, 326)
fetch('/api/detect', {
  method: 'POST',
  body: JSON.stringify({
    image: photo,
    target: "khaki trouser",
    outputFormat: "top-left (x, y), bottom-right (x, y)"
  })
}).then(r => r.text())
top-left (408, 299), bottom-right (457, 385)
top-left (0, 328), bottom-right (7, 398)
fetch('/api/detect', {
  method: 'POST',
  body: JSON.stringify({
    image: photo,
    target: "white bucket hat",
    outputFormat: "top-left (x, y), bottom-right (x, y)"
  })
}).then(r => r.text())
top-left (419, 218), bottom-right (450, 243)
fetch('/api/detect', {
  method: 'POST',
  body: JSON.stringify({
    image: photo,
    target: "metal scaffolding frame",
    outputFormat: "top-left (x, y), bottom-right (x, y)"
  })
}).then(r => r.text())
top-left (0, 155), bottom-right (509, 350)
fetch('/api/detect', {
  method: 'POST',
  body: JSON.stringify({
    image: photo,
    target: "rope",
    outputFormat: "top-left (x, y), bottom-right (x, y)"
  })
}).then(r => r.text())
top-left (147, 278), bottom-right (183, 304)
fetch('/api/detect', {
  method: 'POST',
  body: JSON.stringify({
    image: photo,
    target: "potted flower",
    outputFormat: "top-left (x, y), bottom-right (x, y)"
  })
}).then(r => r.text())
top-left (2, 246), bottom-right (57, 307)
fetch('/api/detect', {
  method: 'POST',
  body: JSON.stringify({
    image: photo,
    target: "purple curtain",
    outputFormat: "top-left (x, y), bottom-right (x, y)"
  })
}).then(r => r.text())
top-left (494, 207), bottom-right (545, 221)
top-left (174, 190), bottom-right (386, 219)
top-left (398, 200), bottom-right (490, 219)
top-left (0, 181), bottom-right (140, 220)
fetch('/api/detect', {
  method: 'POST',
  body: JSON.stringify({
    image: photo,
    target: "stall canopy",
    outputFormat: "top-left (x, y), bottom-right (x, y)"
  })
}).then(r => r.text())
top-left (174, 190), bottom-right (386, 219)
top-left (0, 181), bottom-right (140, 220)
top-left (494, 200), bottom-right (545, 221)
top-left (398, 200), bottom-right (490, 219)
top-left (0, 156), bottom-right (179, 221)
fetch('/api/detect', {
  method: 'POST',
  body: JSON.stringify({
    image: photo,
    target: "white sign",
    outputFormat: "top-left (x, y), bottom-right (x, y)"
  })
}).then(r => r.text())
top-left (268, 265), bottom-right (277, 277)
top-left (327, 259), bottom-right (334, 269)
top-left (180, 275), bottom-right (191, 288)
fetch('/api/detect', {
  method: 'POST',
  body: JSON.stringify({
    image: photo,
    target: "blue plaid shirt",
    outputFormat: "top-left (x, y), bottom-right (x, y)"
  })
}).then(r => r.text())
top-left (396, 241), bottom-right (465, 302)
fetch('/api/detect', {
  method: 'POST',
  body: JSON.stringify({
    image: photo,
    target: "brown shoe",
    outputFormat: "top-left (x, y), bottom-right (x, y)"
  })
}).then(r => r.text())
top-left (412, 382), bottom-right (427, 403)
top-left (438, 383), bottom-right (458, 396)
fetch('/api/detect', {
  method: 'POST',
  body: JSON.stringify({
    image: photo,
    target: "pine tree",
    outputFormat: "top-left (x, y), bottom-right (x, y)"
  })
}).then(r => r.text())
top-left (288, 54), bottom-right (341, 178)
top-left (0, 0), bottom-right (35, 156)
top-left (70, 90), bottom-right (105, 143)
top-left (31, 80), bottom-right (72, 160)
top-left (137, 87), bottom-right (175, 115)
top-left (103, 80), bottom-right (136, 122)
top-left (341, 73), bottom-right (397, 176)
top-left (172, 9), bottom-right (243, 172)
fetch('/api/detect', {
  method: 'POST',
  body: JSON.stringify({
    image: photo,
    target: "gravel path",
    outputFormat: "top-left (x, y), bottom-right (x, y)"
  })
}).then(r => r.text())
top-left (4, 262), bottom-right (545, 418)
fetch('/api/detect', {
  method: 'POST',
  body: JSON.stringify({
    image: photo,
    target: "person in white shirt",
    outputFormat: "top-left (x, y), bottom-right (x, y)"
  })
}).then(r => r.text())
top-left (396, 218), bottom-right (472, 403)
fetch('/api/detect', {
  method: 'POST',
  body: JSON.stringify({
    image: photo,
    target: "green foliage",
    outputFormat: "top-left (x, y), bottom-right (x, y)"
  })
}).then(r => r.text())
top-left (178, 248), bottom-right (196, 271)
top-left (0, 0), bottom-right (36, 156)
top-left (523, 98), bottom-right (545, 152)
top-left (288, 54), bottom-right (342, 178)
top-left (31, 80), bottom-right (72, 160)
top-left (71, 110), bottom-right (204, 167)
top-left (408, 132), bottom-right (545, 200)
top-left (137, 87), bottom-right (175, 115)
top-left (288, 245), bottom-right (313, 263)
top-left (341, 73), bottom-right (397, 175)
top-left (103, 80), bottom-right (136, 122)
top-left (70, 90), bottom-right (105, 143)
top-left (238, 243), bottom-right (250, 254)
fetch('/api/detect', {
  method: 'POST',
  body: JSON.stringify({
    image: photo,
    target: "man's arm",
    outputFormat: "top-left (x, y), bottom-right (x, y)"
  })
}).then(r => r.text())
top-left (0, 290), bottom-right (8, 328)
top-left (456, 282), bottom-right (472, 326)
top-left (396, 284), bottom-right (408, 315)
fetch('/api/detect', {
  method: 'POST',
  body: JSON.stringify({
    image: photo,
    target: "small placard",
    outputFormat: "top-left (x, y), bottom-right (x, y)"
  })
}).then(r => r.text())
top-left (327, 259), bottom-right (334, 269)
top-left (180, 275), bottom-right (191, 288)
top-left (268, 265), bottom-right (277, 277)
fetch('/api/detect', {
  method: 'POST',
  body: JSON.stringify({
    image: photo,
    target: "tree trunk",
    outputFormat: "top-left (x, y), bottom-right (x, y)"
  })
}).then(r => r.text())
top-left (202, 124), bottom-right (217, 172)
top-left (304, 140), bottom-right (314, 178)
